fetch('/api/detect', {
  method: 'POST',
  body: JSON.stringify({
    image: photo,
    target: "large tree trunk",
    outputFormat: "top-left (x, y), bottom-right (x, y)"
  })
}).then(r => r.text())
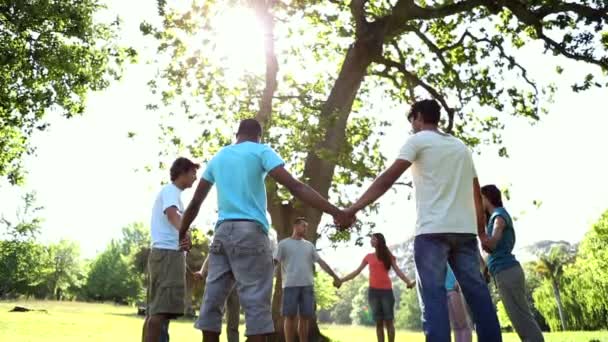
top-left (266, 26), bottom-right (384, 341)
top-left (551, 278), bottom-right (567, 331)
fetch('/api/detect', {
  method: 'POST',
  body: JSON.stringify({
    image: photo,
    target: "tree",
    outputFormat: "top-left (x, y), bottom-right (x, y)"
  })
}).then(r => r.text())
top-left (0, 0), bottom-right (136, 184)
top-left (350, 282), bottom-right (375, 326)
top-left (394, 284), bottom-right (422, 331)
top-left (329, 276), bottom-right (367, 325)
top-left (314, 272), bottom-right (339, 311)
top-left (119, 222), bottom-right (150, 256)
top-left (0, 192), bottom-right (47, 297)
top-left (84, 240), bottom-right (140, 303)
top-left (45, 239), bottom-right (82, 300)
top-left (142, 0), bottom-right (608, 339)
top-left (559, 210), bottom-right (608, 330)
top-left (530, 243), bottom-right (576, 331)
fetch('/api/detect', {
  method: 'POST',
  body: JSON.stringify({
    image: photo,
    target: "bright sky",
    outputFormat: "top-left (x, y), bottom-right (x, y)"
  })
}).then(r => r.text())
top-left (0, 1), bottom-right (606, 272)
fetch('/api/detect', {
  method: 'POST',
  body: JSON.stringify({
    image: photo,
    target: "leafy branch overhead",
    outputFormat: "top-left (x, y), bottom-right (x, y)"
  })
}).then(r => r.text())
top-left (142, 0), bottom-right (606, 238)
top-left (0, 0), bottom-right (136, 184)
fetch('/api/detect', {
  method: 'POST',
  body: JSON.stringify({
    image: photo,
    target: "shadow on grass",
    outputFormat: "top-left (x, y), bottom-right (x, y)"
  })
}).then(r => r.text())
top-left (108, 312), bottom-right (198, 322)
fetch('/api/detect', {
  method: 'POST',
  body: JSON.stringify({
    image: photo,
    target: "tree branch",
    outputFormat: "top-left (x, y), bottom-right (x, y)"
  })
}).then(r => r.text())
top-left (375, 56), bottom-right (456, 133)
top-left (535, 3), bottom-right (608, 22)
top-left (350, 0), bottom-right (369, 38)
top-left (407, 26), bottom-right (466, 105)
top-left (538, 30), bottom-right (608, 70)
top-left (250, 0), bottom-right (278, 130)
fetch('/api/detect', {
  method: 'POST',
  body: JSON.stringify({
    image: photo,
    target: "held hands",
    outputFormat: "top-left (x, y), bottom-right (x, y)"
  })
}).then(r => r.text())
top-left (332, 207), bottom-right (358, 230)
top-left (193, 270), bottom-right (207, 282)
top-left (332, 276), bottom-right (342, 289)
top-left (179, 231), bottom-right (192, 252)
top-left (479, 233), bottom-right (492, 254)
top-left (406, 280), bottom-right (416, 289)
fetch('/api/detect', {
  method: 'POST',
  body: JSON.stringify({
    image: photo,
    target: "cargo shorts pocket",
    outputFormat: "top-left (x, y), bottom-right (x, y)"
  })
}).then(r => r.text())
top-left (209, 240), bottom-right (223, 254)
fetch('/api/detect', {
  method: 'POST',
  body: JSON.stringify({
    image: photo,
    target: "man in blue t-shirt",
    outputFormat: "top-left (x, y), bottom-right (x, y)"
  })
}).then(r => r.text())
top-left (179, 119), bottom-right (351, 342)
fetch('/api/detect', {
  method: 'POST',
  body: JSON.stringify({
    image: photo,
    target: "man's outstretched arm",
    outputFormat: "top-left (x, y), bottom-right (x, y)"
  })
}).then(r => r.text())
top-left (349, 160), bottom-right (411, 213)
top-left (179, 179), bottom-right (213, 241)
top-left (268, 166), bottom-right (349, 225)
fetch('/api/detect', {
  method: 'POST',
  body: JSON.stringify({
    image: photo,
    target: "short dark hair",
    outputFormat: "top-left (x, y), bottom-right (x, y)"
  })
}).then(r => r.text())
top-left (236, 119), bottom-right (262, 138)
top-left (293, 217), bottom-right (308, 225)
top-left (481, 184), bottom-right (504, 208)
top-left (170, 157), bottom-right (200, 181)
top-left (408, 99), bottom-right (441, 125)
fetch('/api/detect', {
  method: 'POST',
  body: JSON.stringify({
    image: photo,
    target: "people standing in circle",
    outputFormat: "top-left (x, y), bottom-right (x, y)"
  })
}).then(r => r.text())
top-left (340, 233), bottom-right (415, 342)
top-left (178, 119), bottom-right (352, 342)
top-left (480, 184), bottom-right (544, 342)
top-left (445, 264), bottom-right (472, 342)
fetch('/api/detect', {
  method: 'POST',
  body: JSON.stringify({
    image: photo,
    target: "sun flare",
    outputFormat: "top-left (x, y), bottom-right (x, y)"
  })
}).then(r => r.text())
top-left (212, 7), bottom-right (266, 74)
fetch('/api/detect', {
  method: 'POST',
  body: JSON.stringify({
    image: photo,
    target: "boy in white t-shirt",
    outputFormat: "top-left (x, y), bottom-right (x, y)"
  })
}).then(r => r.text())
top-left (142, 157), bottom-right (199, 342)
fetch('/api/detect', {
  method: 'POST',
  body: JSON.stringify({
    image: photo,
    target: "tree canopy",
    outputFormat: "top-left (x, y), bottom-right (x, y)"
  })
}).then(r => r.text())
top-left (0, 0), bottom-right (136, 184)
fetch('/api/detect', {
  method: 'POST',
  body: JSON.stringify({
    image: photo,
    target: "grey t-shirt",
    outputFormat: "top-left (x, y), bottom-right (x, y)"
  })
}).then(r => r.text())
top-left (274, 238), bottom-right (320, 288)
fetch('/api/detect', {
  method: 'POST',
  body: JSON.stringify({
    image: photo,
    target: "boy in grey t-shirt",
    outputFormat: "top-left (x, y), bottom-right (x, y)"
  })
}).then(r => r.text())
top-left (274, 217), bottom-right (341, 342)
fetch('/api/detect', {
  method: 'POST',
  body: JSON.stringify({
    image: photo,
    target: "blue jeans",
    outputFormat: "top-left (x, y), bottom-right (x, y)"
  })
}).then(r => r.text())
top-left (414, 233), bottom-right (501, 342)
top-left (368, 288), bottom-right (395, 321)
top-left (282, 286), bottom-right (315, 317)
top-left (159, 320), bottom-right (169, 342)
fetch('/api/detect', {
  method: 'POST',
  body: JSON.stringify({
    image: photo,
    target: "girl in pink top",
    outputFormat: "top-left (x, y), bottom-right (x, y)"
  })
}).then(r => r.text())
top-left (341, 233), bottom-right (415, 342)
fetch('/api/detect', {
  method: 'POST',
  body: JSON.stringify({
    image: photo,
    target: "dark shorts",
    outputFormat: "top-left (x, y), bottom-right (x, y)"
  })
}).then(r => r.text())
top-left (368, 288), bottom-right (395, 321)
top-left (147, 248), bottom-right (186, 318)
top-left (282, 286), bottom-right (315, 317)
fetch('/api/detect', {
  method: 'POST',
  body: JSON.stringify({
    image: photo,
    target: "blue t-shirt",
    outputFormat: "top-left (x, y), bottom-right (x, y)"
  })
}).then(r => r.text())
top-left (202, 142), bottom-right (284, 232)
top-left (445, 264), bottom-right (457, 291)
top-left (486, 207), bottom-right (519, 275)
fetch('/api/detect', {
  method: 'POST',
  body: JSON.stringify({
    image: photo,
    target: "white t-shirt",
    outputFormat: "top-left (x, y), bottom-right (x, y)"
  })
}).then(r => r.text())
top-left (150, 183), bottom-right (183, 250)
top-left (268, 228), bottom-right (278, 256)
top-left (397, 131), bottom-right (477, 236)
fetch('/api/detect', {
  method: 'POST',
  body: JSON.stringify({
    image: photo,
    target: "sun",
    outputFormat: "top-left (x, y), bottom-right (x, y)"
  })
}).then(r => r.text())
top-left (211, 7), bottom-right (266, 75)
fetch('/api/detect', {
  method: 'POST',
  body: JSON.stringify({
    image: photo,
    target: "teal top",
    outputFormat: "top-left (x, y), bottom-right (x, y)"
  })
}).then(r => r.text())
top-left (445, 264), bottom-right (457, 291)
top-left (202, 142), bottom-right (284, 232)
top-left (486, 207), bottom-right (519, 275)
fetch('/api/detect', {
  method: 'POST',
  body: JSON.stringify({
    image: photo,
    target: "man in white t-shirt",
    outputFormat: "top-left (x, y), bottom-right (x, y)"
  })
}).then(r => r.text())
top-left (142, 157), bottom-right (199, 342)
top-left (343, 100), bottom-right (501, 342)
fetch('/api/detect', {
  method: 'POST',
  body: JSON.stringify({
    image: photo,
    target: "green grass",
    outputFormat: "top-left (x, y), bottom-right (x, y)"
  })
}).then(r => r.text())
top-left (0, 301), bottom-right (607, 341)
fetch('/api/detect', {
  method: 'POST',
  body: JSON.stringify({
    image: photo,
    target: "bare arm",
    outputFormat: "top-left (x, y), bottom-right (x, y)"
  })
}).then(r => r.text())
top-left (473, 177), bottom-right (487, 239)
top-left (268, 166), bottom-right (340, 217)
top-left (317, 257), bottom-right (340, 281)
top-left (350, 160), bottom-right (411, 212)
top-left (179, 179), bottom-right (213, 241)
top-left (200, 254), bottom-right (210, 274)
top-left (165, 206), bottom-right (182, 231)
top-left (341, 259), bottom-right (367, 282)
top-left (391, 258), bottom-right (415, 288)
top-left (484, 216), bottom-right (506, 252)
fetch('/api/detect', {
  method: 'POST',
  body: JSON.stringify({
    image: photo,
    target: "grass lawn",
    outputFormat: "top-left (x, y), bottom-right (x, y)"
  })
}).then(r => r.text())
top-left (1, 301), bottom-right (607, 342)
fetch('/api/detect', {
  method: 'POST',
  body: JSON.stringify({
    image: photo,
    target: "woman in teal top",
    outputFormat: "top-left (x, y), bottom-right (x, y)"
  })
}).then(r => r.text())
top-left (481, 185), bottom-right (544, 342)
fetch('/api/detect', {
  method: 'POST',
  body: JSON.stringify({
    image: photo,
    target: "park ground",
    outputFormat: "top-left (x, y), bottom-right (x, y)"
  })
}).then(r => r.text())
top-left (0, 301), bottom-right (607, 342)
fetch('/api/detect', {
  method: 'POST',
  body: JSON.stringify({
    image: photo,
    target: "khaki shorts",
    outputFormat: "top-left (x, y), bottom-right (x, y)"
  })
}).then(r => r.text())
top-left (147, 248), bottom-right (186, 318)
